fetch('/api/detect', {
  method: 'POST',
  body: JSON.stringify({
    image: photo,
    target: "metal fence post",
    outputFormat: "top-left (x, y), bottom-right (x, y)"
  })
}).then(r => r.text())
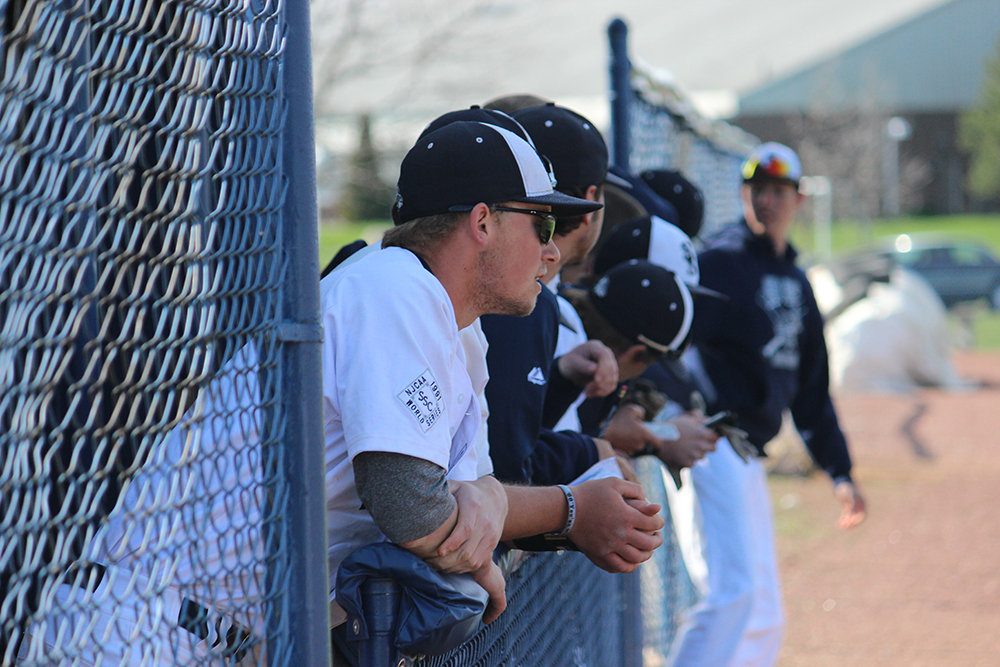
top-left (359, 579), bottom-right (402, 667)
top-left (608, 17), bottom-right (631, 170)
top-left (619, 569), bottom-right (644, 667)
top-left (275, 0), bottom-right (330, 664)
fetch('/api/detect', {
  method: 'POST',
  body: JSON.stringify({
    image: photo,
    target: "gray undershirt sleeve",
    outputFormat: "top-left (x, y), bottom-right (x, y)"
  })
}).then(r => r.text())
top-left (353, 451), bottom-right (456, 544)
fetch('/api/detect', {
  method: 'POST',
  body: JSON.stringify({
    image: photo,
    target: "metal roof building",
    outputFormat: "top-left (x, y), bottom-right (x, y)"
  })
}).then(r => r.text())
top-left (739, 0), bottom-right (1000, 115)
top-left (734, 0), bottom-right (1000, 216)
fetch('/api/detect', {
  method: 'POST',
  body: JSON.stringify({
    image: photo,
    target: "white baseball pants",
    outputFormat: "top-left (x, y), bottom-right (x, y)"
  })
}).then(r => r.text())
top-left (666, 439), bottom-right (784, 667)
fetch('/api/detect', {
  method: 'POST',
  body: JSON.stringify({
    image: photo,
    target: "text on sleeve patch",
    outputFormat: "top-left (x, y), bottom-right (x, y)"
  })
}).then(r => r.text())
top-left (397, 369), bottom-right (444, 433)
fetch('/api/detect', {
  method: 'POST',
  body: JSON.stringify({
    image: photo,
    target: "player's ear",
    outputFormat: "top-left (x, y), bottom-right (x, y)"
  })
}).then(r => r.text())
top-left (582, 184), bottom-right (600, 226)
top-left (622, 344), bottom-right (647, 363)
top-left (469, 202), bottom-right (493, 246)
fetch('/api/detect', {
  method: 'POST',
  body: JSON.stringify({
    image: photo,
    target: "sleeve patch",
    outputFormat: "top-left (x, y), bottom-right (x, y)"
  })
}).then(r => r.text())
top-left (397, 369), bottom-right (444, 433)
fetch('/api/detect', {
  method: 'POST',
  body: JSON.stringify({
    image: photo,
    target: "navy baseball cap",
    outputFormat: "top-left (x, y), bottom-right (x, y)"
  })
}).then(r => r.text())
top-left (593, 215), bottom-right (726, 300)
top-left (640, 169), bottom-right (705, 239)
top-left (395, 121), bottom-right (603, 224)
top-left (514, 104), bottom-right (628, 191)
top-left (418, 106), bottom-right (534, 146)
top-left (589, 259), bottom-right (694, 358)
top-left (606, 164), bottom-right (679, 223)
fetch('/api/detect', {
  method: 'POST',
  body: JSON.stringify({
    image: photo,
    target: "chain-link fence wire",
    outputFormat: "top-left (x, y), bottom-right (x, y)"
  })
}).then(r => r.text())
top-left (633, 458), bottom-right (700, 664)
top-left (0, 0), bottom-right (300, 663)
top-left (606, 16), bottom-right (752, 661)
top-left (608, 18), bottom-right (758, 239)
top-left (416, 549), bottom-right (627, 667)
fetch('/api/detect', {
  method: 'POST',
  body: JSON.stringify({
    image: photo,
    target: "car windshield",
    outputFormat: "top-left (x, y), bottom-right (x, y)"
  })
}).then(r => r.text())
top-left (893, 241), bottom-right (997, 268)
top-left (893, 247), bottom-right (929, 267)
top-left (948, 245), bottom-right (994, 266)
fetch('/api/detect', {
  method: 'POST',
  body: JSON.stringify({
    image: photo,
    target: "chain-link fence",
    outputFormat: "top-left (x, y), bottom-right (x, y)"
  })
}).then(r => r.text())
top-left (420, 550), bottom-right (630, 667)
top-left (608, 18), bottom-right (758, 238)
top-left (0, 1), bottom-right (328, 665)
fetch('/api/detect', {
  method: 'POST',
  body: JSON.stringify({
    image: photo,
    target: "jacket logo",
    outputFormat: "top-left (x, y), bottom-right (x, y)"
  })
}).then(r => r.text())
top-left (757, 275), bottom-right (803, 370)
top-left (527, 367), bottom-right (547, 386)
top-left (593, 276), bottom-right (609, 298)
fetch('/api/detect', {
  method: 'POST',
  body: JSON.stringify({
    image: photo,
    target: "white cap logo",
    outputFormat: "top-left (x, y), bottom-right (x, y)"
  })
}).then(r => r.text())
top-left (648, 216), bottom-right (700, 287)
top-left (594, 276), bottom-right (609, 298)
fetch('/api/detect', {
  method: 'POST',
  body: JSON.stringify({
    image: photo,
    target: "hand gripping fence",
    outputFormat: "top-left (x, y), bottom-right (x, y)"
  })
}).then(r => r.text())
top-left (0, 0), bottom-right (329, 665)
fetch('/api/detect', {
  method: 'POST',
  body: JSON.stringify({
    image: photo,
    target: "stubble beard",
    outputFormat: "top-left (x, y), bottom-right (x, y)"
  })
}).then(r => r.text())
top-left (473, 243), bottom-right (537, 318)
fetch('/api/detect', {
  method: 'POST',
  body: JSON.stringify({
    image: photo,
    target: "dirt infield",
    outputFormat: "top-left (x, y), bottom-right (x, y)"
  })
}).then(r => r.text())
top-left (770, 350), bottom-right (1000, 667)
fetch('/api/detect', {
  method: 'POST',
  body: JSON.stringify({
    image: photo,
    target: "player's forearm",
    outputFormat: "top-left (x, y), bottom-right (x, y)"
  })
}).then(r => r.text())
top-left (399, 505), bottom-right (459, 558)
top-left (426, 476), bottom-right (508, 573)
top-left (499, 485), bottom-right (569, 540)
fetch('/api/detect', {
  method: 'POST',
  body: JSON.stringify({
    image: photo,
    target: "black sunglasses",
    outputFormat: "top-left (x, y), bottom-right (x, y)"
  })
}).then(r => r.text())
top-left (489, 206), bottom-right (556, 245)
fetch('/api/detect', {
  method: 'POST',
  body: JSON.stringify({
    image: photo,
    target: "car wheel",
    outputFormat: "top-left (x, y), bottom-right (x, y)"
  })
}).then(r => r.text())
top-left (991, 284), bottom-right (1000, 310)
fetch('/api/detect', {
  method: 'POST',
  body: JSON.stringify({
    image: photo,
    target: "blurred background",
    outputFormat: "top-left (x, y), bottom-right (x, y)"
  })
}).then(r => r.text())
top-left (312, 0), bottom-right (1000, 347)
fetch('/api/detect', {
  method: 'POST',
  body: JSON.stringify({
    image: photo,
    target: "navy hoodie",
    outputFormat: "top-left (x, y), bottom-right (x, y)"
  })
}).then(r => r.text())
top-left (691, 220), bottom-right (853, 482)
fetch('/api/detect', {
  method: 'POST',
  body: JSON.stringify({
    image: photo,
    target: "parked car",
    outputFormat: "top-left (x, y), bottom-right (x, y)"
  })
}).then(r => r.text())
top-left (873, 233), bottom-right (1000, 309)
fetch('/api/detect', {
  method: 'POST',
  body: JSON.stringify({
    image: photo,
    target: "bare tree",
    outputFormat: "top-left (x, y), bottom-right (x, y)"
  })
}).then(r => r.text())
top-left (786, 64), bottom-right (900, 232)
top-left (310, 0), bottom-right (502, 120)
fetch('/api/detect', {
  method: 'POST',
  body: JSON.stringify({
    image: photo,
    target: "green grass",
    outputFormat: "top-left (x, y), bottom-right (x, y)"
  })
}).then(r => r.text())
top-left (318, 220), bottom-right (391, 269)
top-left (789, 213), bottom-right (1000, 259)
top-left (318, 214), bottom-right (1000, 350)
top-left (970, 308), bottom-right (1000, 350)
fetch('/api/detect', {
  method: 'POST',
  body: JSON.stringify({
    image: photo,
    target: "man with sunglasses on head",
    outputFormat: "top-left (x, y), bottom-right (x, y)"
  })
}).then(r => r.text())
top-left (665, 143), bottom-right (867, 667)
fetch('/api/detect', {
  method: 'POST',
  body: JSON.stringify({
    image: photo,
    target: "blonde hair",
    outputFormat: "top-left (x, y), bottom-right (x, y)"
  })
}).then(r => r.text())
top-left (382, 211), bottom-right (466, 254)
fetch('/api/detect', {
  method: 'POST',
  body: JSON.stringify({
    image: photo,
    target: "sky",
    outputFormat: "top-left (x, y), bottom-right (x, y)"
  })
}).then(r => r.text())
top-left (311, 0), bottom-right (950, 131)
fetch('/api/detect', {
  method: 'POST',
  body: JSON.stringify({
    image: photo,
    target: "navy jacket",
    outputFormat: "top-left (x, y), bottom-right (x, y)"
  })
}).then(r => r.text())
top-left (691, 220), bottom-right (853, 482)
top-left (481, 287), bottom-right (598, 485)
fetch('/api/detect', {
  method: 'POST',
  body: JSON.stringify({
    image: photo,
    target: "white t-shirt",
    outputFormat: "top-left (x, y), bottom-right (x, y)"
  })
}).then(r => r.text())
top-left (321, 246), bottom-right (481, 623)
top-left (459, 319), bottom-right (495, 478)
top-left (332, 242), bottom-right (494, 476)
top-left (549, 278), bottom-right (588, 432)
